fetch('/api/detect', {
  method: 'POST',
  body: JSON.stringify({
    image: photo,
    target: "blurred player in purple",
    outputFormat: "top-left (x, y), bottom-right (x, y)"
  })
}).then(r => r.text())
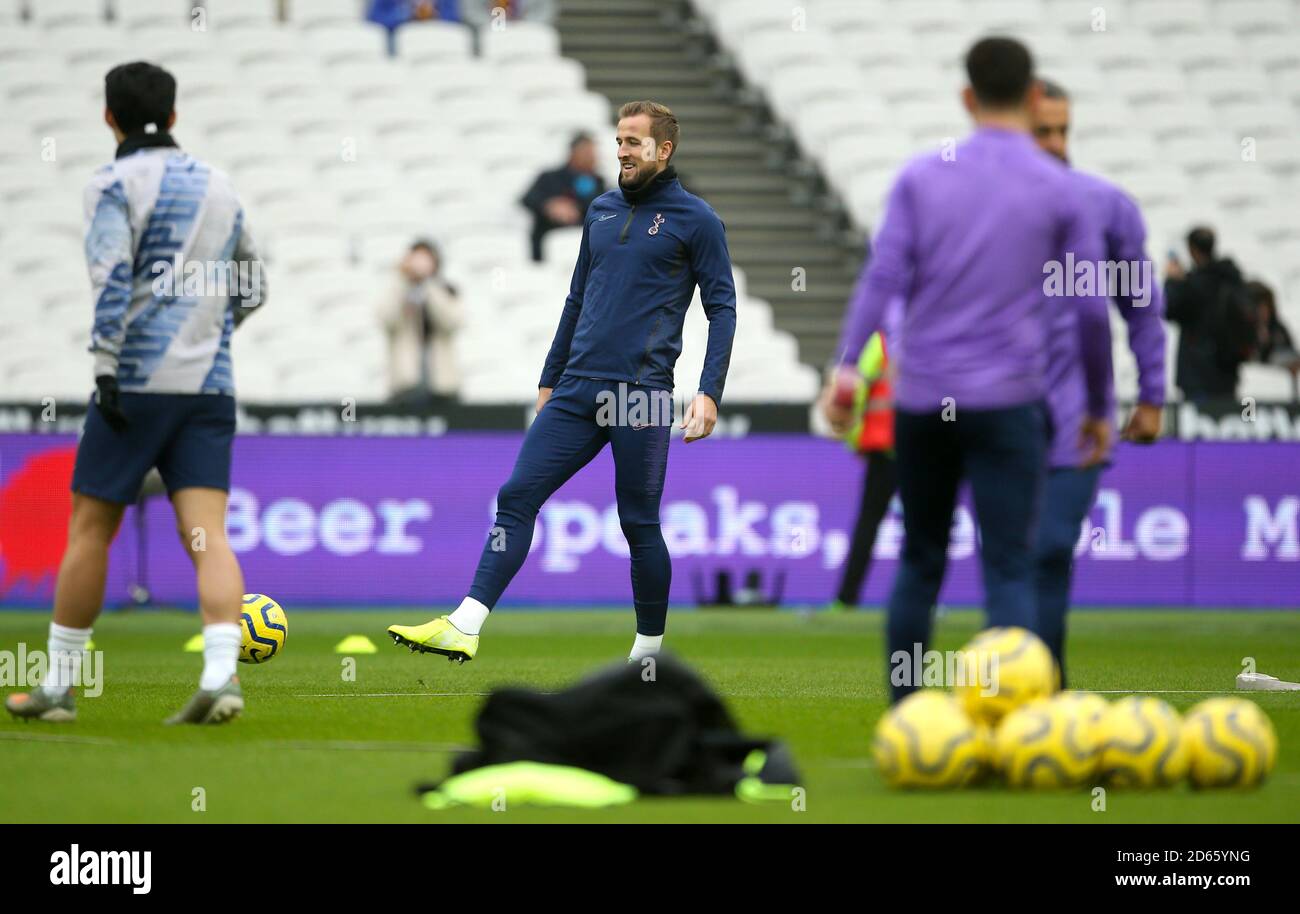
top-left (1031, 78), bottom-right (1167, 684)
top-left (826, 38), bottom-right (1113, 702)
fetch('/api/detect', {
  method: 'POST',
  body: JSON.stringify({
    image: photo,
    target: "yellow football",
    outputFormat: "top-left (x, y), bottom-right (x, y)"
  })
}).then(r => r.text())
top-left (1182, 698), bottom-right (1278, 789)
top-left (954, 626), bottom-right (1059, 725)
top-left (873, 690), bottom-right (987, 789)
top-left (1096, 696), bottom-right (1189, 788)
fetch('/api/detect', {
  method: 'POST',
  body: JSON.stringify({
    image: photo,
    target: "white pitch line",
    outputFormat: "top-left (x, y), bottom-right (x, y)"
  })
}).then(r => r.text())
top-left (1092, 689), bottom-right (1271, 694)
top-left (294, 692), bottom-right (490, 698)
top-left (260, 739), bottom-right (469, 753)
top-left (0, 731), bottom-right (118, 746)
top-left (819, 758), bottom-right (876, 769)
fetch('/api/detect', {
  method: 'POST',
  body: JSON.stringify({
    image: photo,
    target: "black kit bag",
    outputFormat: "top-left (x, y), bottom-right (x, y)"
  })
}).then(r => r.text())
top-left (443, 654), bottom-right (800, 797)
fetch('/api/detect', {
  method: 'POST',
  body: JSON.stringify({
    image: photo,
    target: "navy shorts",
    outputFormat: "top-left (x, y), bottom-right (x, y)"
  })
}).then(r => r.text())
top-left (72, 392), bottom-right (237, 504)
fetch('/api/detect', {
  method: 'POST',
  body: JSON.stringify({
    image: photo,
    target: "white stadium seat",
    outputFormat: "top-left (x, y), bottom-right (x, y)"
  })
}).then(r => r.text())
top-left (1239, 364), bottom-right (1298, 400)
top-left (1134, 100), bottom-right (1221, 139)
top-left (1204, 169), bottom-right (1284, 211)
top-left (266, 234), bottom-right (355, 272)
top-left (830, 29), bottom-right (920, 70)
top-left (824, 133), bottom-right (913, 192)
top-left (737, 30), bottom-right (837, 89)
top-left (1014, 28), bottom-right (1076, 67)
top-left (301, 23), bottom-right (389, 64)
top-left (217, 27), bottom-right (307, 65)
top-left (1122, 168), bottom-right (1192, 211)
top-left (766, 63), bottom-right (868, 120)
top-left (1158, 130), bottom-right (1247, 174)
top-left (112, 0), bottom-right (195, 29)
top-left (805, 1), bottom-right (892, 34)
top-left (394, 21), bottom-right (475, 62)
top-left (237, 61), bottom-right (326, 95)
top-left (1131, 0), bottom-right (1212, 33)
top-left (125, 23), bottom-right (224, 65)
top-left (845, 168), bottom-right (897, 232)
top-left (713, 0), bottom-right (793, 39)
top-left (1250, 208), bottom-right (1300, 246)
top-left (792, 98), bottom-right (891, 158)
top-left (286, 0), bottom-right (366, 27)
top-left (497, 59), bottom-right (587, 99)
top-left (1212, 0), bottom-right (1295, 35)
top-left (967, 0), bottom-right (1048, 32)
top-left (1070, 31), bottom-right (1161, 72)
top-left (1072, 134), bottom-right (1162, 175)
top-left (1164, 32), bottom-right (1243, 71)
top-left (478, 22), bottom-right (561, 62)
top-left (869, 66), bottom-right (959, 104)
top-left (541, 227), bottom-right (584, 269)
top-left (1189, 68), bottom-right (1270, 105)
top-left (889, 0), bottom-right (974, 33)
top-left (1245, 33), bottom-right (1300, 73)
top-left (910, 34), bottom-right (971, 74)
top-left (204, 0), bottom-right (280, 30)
top-left (1221, 100), bottom-right (1300, 139)
top-left (170, 60), bottom-right (242, 98)
top-left (327, 60), bottom-right (411, 97)
top-left (45, 25), bottom-right (132, 65)
top-left (1066, 100), bottom-right (1138, 140)
top-left (526, 91), bottom-right (612, 135)
top-left (892, 101), bottom-right (967, 144)
top-left (1117, 68), bottom-right (1189, 105)
top-left (28, 0), bottom-right (103, 28)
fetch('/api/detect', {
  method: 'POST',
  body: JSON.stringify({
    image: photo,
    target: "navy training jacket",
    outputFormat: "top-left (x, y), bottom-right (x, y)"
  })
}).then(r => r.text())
top-left (539, 167), bottom-right (737, 405)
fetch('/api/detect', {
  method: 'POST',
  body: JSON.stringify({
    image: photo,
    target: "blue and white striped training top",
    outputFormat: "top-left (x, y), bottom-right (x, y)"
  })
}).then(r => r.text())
top-left (84, 146), bottom-right (267, 395)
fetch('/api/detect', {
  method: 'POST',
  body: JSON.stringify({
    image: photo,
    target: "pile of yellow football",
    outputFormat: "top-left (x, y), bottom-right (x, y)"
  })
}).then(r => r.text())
top-left (872, 627), bottom-right (1278, 790)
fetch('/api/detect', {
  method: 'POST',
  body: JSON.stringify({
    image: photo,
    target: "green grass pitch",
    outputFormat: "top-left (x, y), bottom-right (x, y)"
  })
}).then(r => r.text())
top-left (1, 608), bottom-right (1297, 823)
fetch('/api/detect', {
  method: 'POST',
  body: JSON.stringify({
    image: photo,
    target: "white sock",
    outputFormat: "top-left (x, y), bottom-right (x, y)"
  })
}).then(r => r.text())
top-left (42, 622), bottom-right (92, 698)
top-left (447, 597), bottom-right (490, 636)
top-left (629, 633), bottom-right (663, 660)
top-left (199, 623), bottom-right (242, 691)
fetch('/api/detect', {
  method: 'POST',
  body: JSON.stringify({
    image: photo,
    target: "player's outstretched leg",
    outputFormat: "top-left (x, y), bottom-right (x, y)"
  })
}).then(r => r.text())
top-left (5, 494), bottom-right (124, 722)
top-left (164, 487), bottom-right (245, 724)
top-left (388, 379), bottom-right (606, 661)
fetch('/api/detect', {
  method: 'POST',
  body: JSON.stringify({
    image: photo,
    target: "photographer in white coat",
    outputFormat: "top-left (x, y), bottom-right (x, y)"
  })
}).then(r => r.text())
top-left (379, 238), bottom-right (463, 404)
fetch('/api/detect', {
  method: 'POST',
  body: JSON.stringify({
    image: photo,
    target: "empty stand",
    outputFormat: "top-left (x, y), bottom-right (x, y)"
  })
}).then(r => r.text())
top-left (1, 0), bottom-right (1296, 407)
top-left (693, 0), bottom-right (1300, 403)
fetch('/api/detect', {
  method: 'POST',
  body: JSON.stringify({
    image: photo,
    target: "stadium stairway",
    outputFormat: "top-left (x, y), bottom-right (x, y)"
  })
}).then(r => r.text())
top-left (555, 0), bottom-right (866, 370)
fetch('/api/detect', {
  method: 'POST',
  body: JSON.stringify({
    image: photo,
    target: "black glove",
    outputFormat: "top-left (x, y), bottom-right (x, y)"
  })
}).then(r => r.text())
top-left (94, 375), bottom-right (129, 434)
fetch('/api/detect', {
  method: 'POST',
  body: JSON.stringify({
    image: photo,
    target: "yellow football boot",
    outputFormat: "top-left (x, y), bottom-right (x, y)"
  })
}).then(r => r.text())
top-left (387, 616), bottom-right (478, 664)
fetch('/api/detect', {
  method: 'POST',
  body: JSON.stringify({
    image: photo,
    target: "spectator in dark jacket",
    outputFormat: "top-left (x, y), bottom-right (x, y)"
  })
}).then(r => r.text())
top-left (1164, 226), bottom-right (1254, 402)
top-left (1247, 281), bottom-right (1299, 370)
top-left (521, 133), bottom-right (606, 262)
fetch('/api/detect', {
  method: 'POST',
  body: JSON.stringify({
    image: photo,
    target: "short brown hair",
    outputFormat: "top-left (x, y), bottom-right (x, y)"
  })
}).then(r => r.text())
top-left (617, 100), bottom-right (679, 160)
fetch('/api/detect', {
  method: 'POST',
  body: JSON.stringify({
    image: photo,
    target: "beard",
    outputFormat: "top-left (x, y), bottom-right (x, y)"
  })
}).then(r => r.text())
top-left (618, 162), bottom-right (657, 192)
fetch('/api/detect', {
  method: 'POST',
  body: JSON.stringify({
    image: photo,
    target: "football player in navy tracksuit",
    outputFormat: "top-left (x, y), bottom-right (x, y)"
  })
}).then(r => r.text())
top-left (388, 101), bottom-right (737, 664)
